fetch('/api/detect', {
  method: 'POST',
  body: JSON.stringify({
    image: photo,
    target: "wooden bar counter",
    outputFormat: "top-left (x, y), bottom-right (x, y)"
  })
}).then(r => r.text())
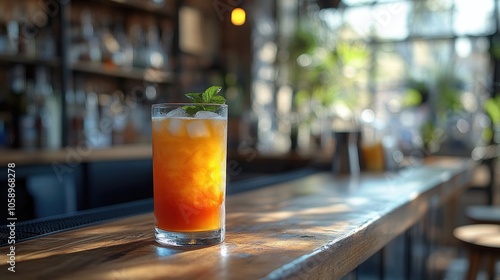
top-left (0, 157), bottom-right (476, 279)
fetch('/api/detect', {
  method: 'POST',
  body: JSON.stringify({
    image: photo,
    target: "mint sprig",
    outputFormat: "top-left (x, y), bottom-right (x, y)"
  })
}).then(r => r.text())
top-left (183, 86), bottom-right (225, 116)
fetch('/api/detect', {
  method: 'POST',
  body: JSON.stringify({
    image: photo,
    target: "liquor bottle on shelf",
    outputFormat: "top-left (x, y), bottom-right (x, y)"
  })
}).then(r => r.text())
top-left (33, 66), bottom-right (61, 149)
top-left (6, 4), bottom-right (21, 55)
top-left (33, 71), bottom-right (47, 149)
top-left (145, 23), bottom-right (167, 70)
top-left (36, 25), bottom-right (56, 60)
top-left (0, 2), bottom-right (9, 54)
top-left (83, 86), bottom-right (112, 148)
top-left (84, 90), bottom-right (100, 147)
top-left (99, 13), bottom-right (119, 68)
top-left (19, 0), bottom-right (39, 57)
top-left (68, 77), bottom-right (87, 146)
top-left (7, 65), bottom-right (27, 148)
top-left (130, 22), bottom-right (148, 69)
top-left (110, 91), bottom-right (127, 145)
top-left (112, 15), bottom-right (134, 69)
top-left (160, 21), bottom-right (173, 71)
top-left (127, 92), bottom-right (148, 143)
top-left (69, 7), bottom-right (87, 63)
top-left (65, 87), bottom-right (77, 146)
top-left (21, 81), bottom-right (37, 150)
top-left (77, 8), bottom-right (101, 63)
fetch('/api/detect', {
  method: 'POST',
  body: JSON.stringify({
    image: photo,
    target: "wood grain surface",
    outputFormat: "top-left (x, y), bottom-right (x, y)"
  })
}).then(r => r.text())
top-left (0, 157), bottom-right (475, 280)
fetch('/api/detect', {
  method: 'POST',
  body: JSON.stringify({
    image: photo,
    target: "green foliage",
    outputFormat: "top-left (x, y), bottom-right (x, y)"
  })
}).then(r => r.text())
top-left (420, 121), bottom-right (446, 153)
top-left (484, 95), bottom-right (500, 125)
top-left (402, 88), bottom-right (423, 108)
top-left (336, 41), bottom-right (369, 68)
top-left (490, 37), bottom-right (500, 59)
top-left (289, 19), bottom-right (370, 115)
top-left (183, 86), bottom-right (225, 116)
top-left (289, 25), bottom-right (318, 61)
top-left (481, 94), bottom-right (500, 143)
top-left (434, 70), bottom-right (463, 117)
top-left (404, 79), bottom-right (429, 108)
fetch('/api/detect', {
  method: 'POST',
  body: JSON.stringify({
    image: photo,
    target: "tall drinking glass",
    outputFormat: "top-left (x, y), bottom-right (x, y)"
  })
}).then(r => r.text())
top-left (151, 103), bottom-right (228, 247)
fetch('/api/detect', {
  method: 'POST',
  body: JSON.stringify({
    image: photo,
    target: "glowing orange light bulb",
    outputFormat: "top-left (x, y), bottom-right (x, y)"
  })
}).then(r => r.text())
top-left (231, 8), bottom-right (246, 26)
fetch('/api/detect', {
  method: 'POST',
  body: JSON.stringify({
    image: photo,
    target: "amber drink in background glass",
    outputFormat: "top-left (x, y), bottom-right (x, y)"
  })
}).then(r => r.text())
top-left (151, 103), bottom-right (228, 247)
top-left (360, 141), bottom-right (385, 172)
top-left (360, 110), bottom-right (386, 172)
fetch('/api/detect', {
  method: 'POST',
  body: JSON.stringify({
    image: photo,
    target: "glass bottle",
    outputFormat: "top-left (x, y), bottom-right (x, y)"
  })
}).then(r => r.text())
top-left (32, 67), bottom-right (61, 149)
top-left (21, 81), bottom-right (37, 150)
top-left (20, 0), bottom-right (37, 57)
top-left (7, 65), bottom-right (27, 148)
top-left (145, 23), bottom-right (166, 70)
top-left (73, 78), bottom-right (87, 145)
top-left (130, 22), bottom-right (147, 68)
top-left (100, 13), bottom-right (119, 68)
top-left (0, 2), bottom-right (9, 54)
top-left (37, 25), bottom-right (56, 59)
top-left (6, 4), bottom-right (20, 55)
top-left (112, 16), bottom-right (133, 69)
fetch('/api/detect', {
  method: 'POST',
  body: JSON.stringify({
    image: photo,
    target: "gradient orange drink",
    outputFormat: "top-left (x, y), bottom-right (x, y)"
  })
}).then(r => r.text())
top-left (152, 104), bottom-right (227, 246)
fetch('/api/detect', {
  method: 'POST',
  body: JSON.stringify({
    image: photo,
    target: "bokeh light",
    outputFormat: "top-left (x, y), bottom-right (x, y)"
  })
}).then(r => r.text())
top-left (231, 8), bottom-right (246, 26)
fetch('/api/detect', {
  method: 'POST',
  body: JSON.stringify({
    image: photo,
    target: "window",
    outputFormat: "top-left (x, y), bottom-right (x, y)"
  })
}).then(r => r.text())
top-left (284, 0), bottom-right (498, 154)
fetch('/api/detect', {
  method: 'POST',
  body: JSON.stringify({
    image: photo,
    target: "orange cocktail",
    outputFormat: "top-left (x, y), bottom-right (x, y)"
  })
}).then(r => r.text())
top-left (152, 103), bottom-right (227, 246)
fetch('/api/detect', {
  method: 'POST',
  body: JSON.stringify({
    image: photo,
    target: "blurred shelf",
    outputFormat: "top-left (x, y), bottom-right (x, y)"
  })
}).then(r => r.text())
top-left (0, 54), bottom-right (60, 67)
top-left (72, 61), bottom-right (175, 83)
top-left (1, 145), bottom-right (319, 167)
top-left (85, 0), bottom-right (175, 18)
top-left (0, 144), bottom-right (153, 166)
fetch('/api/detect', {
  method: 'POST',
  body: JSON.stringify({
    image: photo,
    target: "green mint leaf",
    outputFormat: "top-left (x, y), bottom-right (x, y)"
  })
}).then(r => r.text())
top-left (202, 105), bottom-right (220, 113)
top-left (185, 93), bottom-right (203, 103)
top-left (183, 86), bottom-right (225, 116)
top-left (210, 95), bottom-right (226, 104)
top-left (183, 105), bottom-right (198, 116)
top-left (202, 86), bottom-right (222, 103)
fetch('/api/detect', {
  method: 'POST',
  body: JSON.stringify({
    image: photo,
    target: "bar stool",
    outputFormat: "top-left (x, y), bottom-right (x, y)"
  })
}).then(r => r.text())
top-left (453, 224), bottom-right (500, 280)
